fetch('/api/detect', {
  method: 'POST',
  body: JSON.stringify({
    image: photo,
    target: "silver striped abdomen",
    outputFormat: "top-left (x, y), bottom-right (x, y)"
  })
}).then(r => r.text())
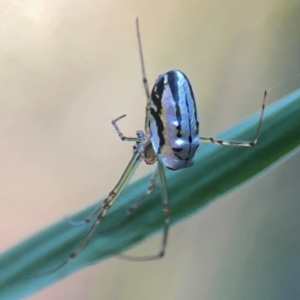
top-left (149, 70), bottom-right (199, 170)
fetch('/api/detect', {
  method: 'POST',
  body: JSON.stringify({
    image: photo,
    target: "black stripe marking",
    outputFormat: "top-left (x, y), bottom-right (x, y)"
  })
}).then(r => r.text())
top-left (172, 147), bottom-right (183, 152)
top-left (185, 92), bottom-right (193, 155)
top-left (167, 71), bottom-right (182, 138)
top-left (150, 108), bottom-right (165, 151)
top-left (181, 72), bottom-right (199, 135)
top-left (173, 152), bottom-right (190, 161)
top-left (174, 153), bottom-right (183, 160)
top-left (150, 75), bottom-right (166, 152)
top-left (151, 75), bottom-right (164, 114)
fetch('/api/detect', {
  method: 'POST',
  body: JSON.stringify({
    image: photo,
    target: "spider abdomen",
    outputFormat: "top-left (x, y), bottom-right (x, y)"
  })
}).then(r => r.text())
top-left (149, 70), bottom-right (200, 170)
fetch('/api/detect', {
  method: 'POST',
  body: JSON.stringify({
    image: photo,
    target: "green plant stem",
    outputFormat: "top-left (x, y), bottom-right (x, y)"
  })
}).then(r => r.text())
top-left (0, 89), bottom-right (300, 299)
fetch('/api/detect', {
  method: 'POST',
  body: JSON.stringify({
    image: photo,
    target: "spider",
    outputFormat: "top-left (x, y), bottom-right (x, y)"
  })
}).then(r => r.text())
top-left (37, 18), bottom-right (266, 275)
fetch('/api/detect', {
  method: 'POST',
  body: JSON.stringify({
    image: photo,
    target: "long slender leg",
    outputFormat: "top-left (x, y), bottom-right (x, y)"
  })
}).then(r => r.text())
top-left (101, 166), bottom-right (159, 232)
top-left (64, 206), bottom-right (101, 226)
top-left (136, 18), bottom-right (151, 136)
top-left (31, 152), bottom-right (142, 277)
top-left (112, 114), bottom-right (142, 142)
top-left (200, 91), bottom-right (267, 147)
top-left (119, 160), bottom-right (171, 261)
top-left (64, 116), bottom-right (143, 226)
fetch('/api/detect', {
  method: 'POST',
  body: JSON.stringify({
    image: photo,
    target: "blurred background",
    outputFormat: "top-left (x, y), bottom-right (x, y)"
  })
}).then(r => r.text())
top-left (1, 0), bottom-right (300, 299)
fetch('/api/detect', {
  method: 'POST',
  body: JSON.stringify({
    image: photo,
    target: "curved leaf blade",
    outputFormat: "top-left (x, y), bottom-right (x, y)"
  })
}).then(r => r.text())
top-left (0, 89), bottom-right (300, 299)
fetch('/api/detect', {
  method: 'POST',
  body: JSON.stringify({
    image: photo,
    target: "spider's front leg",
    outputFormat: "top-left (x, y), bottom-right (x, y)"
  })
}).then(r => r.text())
top-left (112, 114), bottom-right (143, 142)
top-left (64, 117), bottom-right (146, 227)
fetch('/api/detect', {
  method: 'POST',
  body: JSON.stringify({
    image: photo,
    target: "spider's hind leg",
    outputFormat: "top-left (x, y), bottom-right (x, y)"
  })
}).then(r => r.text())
top-left (200, 91), bottom-right (267, 147)
top-left (118, 160), bottom-right (171, 261)
top-left (100, 166), bottom-right (159, 233)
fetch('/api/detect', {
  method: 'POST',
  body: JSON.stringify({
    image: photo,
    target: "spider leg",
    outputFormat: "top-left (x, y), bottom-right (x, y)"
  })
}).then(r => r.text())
top-left (200, 91), bottom-right (267, 147)
top-left (64, 206), bottom-right (100, 226)
top-left (31, 151), bottom-right (142, 277)
top-left (112, 114), bottom-right (142, 142)
top-left (119, 160), bottom-right (170, 261)
top-left (136, 18), bottom-right (151, 136)
top-left (100, 165), bottom-right (159, 233)
top-left (64, 115), bottom-right (144, 226)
